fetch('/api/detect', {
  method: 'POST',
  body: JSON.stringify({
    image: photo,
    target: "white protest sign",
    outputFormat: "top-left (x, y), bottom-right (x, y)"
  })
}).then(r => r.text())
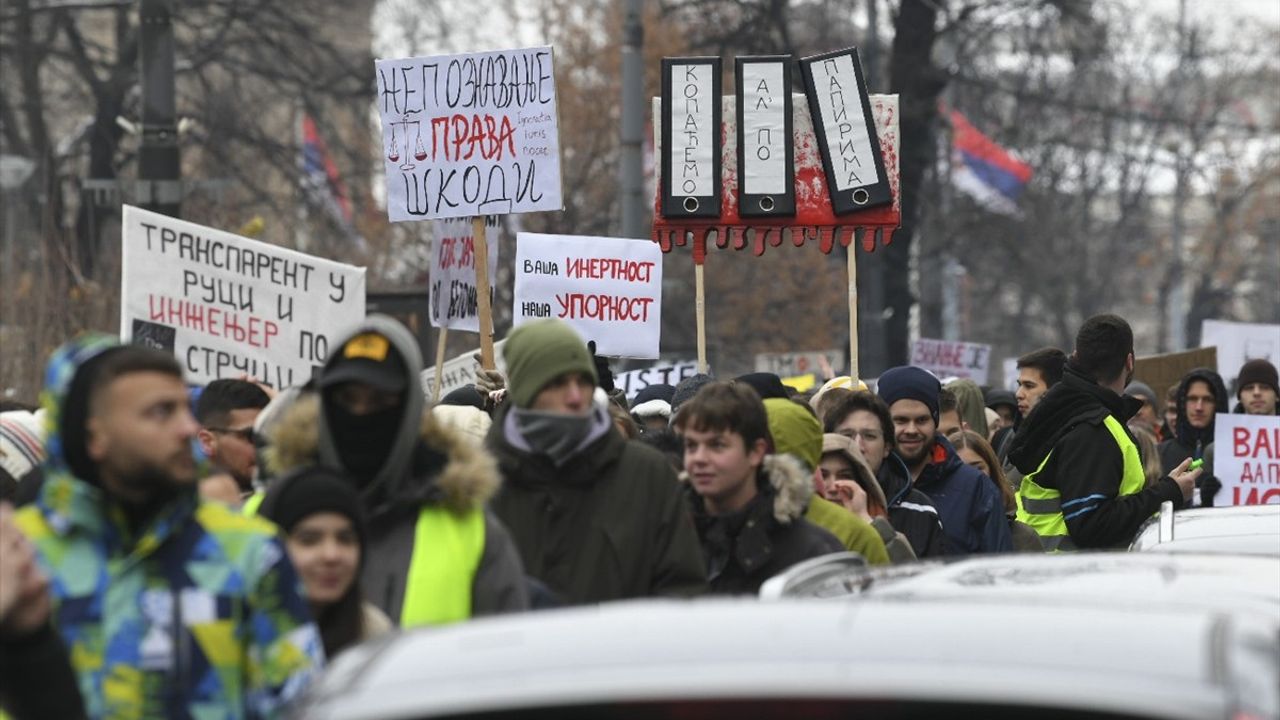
top-left (513, 233), bottom-right (663, 358)
top-left (1214, 413), bottom-right (1280, 506)
top-left (375, 46), bottom-right (563, 221)
top-left (1201, 319), bottom-right (1280, 391)
top-left (910, 338), bottom-right (992, 384)
top-left (120, 205), bottom-right (366, 388)
top-left (430, 216), bottom-right (499, 331)
top-left (618, 361), bottom-right (699, 401)
top-left (419, 339), bottom-right (508, 399)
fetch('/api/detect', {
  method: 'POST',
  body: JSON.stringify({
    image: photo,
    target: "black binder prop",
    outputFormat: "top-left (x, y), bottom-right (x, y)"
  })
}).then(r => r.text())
top-left (661, 57), bottom-right (722, 218)
top-left (799, 48), bottom-right (892, 214)
top-left (735, 56), bottom-right (795, 217)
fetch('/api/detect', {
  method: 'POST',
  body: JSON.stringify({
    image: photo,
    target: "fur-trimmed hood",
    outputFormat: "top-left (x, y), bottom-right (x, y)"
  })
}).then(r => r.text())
top-left (681, 452), bottom-right (814, 524)
top-left (268, 393), bottom-right (499, 514)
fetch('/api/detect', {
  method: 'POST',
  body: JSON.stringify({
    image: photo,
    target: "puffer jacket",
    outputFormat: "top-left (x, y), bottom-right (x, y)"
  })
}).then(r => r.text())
top-left (683, 454), bottom-right (845, 595)
top-left (16, 335), bottom-right (323, 720)
top-left (911, 435), bottom-right (1012, 555)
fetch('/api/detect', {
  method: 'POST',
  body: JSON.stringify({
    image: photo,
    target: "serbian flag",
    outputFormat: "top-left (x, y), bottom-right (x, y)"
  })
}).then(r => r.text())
top-left (947, 108), bottom-right (1033, 216)
top-left (301, 113), bottom-right (352, 224)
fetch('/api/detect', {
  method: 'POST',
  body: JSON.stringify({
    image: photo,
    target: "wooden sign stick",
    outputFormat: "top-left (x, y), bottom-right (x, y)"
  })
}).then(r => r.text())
top-left (473, 216), bottom-right (495, 370)
top-left (848, 235), bottom-right (860, 381)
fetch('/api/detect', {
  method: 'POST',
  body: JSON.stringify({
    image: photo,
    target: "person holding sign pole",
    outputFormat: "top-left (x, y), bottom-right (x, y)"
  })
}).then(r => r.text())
top-left (485, 319), bottom-right (708, 605)
top-left (270, 316), bottom-right (529, 626)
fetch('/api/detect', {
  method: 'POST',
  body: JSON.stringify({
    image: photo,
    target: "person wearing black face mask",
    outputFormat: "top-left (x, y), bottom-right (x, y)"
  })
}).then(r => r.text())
top-left (269, 316), bottom-right (529, 626)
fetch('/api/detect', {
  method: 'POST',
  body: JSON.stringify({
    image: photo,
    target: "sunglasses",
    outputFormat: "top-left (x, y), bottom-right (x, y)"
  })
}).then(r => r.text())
top-left (207, 426), bottom-right (255, 443)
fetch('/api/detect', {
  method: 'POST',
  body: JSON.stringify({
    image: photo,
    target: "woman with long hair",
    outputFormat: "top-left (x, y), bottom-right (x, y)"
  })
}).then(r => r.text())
top-left (259, 465), bottom-right (392, 658)
top-left (948, 430), bottom-right (1043, 553)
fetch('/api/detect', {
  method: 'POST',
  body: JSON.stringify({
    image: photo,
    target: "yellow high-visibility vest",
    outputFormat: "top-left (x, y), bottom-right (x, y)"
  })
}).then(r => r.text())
top-left (399, 506), bottom-right (485, 627)
top-left (1015, 415), bottom-right (1145, 552)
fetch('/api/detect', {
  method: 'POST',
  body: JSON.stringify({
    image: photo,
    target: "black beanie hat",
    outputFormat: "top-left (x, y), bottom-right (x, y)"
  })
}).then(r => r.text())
top-left (1237, 358), bottom-right (1279, 399)
top-left (735, 372), bottom-right (790, 400)
top-left (670, 373), bottom-right (715, 415)
top-left (441, 385), bottom-right (486, 409)
top-left (259, 465), bottom-right (367, 547)
top-left (876, 366), bottom-right (942, 423)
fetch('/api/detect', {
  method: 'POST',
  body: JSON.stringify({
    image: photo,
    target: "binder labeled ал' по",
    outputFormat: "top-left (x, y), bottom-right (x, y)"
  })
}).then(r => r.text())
top-left (736, 56), bottom-right (795, 218)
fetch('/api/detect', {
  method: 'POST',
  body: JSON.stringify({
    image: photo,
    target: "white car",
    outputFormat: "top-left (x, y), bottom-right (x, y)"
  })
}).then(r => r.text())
top-left (1130, 502), bottom-right (1280, 555)
top-left (292, 553), bottom-right (1278, 720)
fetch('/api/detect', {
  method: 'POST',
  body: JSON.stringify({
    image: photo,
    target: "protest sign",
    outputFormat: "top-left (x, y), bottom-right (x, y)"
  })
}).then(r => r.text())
top-left (1134, 347), bottom-right (1218, 406)
top-left (430, 216), bottom-right (499, 331)
top-left (1002, 358), bottom-right (1019, 391)
top-left (121, 205), bottom-right (366, 388)
top-left (617, 361), bottom-right (699, 401)
top-left (910, 338), bottom-right (991, 384)
top-left (419, 339), bottom-right (508, 400)
top-left (513, 233), bottom-right (663, 358)
top-left (1201, 319), bottom-right (1280, 390)
top-left (375, 46), bottom-right (563, 222)
top-left (754, 349), bottom-right (841, 378)
top-left (1213, 413), bottom-right (1280, 506)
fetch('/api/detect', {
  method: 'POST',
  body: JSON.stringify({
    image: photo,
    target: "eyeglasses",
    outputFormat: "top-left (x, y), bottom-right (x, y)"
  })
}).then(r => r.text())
top-left (207, 426), bottom-right (254, 443)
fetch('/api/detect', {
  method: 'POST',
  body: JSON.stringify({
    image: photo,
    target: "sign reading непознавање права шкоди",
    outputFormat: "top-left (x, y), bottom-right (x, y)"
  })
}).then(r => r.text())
top-left (376, 46), bottom-right (563, 222)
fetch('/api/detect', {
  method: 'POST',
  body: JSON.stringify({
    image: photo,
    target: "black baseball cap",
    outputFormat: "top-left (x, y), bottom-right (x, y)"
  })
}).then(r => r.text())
top-left (318, 332), bottom-right (408, 393)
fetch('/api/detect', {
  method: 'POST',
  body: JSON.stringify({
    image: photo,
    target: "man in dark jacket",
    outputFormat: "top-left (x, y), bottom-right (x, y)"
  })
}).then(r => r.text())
top-left (271, 315), bottom-right (530, 624)
top-left (1157, 367), bottom-right (1228, 506)
top-left (676, 381), bottom-right (843, 594)
top-left (877, 367), bottom-right (1011, 555)
top-left (1010, 314), bottom-right (1199, 550)
top-left (485, 319), bottom-right (707, 604)
top-left (822, 390), bottom-right (948, 558)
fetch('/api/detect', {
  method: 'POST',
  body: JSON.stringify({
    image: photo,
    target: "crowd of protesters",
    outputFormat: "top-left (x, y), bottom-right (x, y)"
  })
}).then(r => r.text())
top-left (0, 311), bottom-right (1274, 717)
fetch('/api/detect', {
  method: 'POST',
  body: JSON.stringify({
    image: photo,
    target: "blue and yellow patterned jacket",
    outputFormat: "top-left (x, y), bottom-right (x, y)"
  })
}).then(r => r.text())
top-left (15, 335), bottom-right (324, 719)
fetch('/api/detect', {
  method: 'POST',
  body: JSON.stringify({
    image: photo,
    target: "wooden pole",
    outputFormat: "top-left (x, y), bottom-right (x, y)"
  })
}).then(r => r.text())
top-left (847, 238), bottom-right (860, 380)
top-left (432, 327), bottom-right (448, 403)
top-left (695, 263), bottom-right (707, 374)
top-left (472, 216), bottom-right (495, 369)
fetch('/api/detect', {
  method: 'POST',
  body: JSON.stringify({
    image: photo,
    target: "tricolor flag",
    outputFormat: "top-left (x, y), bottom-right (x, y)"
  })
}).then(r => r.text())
top-left (947, 107), bottom-right (1033, 216)
top-left (301, 113), bottom-right (353, 225)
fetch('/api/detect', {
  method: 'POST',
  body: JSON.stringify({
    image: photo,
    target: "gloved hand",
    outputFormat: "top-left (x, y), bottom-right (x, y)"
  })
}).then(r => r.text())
top-left (586, 341), bottom-right (615, 393)
top-left (472, 352), bottom-right (506, 395)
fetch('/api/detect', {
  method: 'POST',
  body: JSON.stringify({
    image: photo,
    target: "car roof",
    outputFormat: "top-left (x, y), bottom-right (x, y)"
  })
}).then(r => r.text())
top-left (296, 556), bottom-right (1279, 720)
top-left (1130, 503), bottom-right (1280, 555)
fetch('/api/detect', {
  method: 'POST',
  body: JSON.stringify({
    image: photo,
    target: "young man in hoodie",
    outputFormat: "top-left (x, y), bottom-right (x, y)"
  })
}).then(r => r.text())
top-left (823, 391), bottom-right (948, 558)
top-left (877, 366), bottom-right (1012, 555)
top-left (271, 315), bottom-right (529, 625)
top-left (485, 319), bottom-right (707, 604)
top-left (15, 336), bottom-right (323, 718)
top-left (1009, 314), bottom-right (1200, 550)
top-left (676, 381), bottom-right (844, 594)
top-left (1156, 367), bottom-right (1228, 506)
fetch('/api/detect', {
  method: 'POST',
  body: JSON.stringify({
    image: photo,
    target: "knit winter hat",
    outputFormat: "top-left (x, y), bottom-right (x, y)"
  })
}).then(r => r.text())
top-left (258, 464), bottom-right (366, 545)
top-left (632, 383), bottom-right (676, 407)
top-left (1124, 380), bottom-right (1159, 409)
top-left (0, 410), bottom-right (46, 482)
top-left (670, 373), bottom-right (714, 416)
top-left (736, 372), bottom-right (790, 400)
top-left (1236, 358), bottom-right (1279, 399)
top-left (502, 319), bottom-right (598, 408)
top-left (763, 398), bottom-right (822, 471)
top-left (877, 366), bottom-right (941, 423)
